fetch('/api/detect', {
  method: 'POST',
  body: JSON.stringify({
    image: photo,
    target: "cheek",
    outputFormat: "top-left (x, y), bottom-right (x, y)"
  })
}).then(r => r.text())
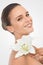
top-left (13, 23), bottom-right (23, 32)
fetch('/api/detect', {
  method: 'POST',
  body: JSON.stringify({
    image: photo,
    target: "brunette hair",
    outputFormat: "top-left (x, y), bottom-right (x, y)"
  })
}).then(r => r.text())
top-left (1, 3), bottom-right (21, 30)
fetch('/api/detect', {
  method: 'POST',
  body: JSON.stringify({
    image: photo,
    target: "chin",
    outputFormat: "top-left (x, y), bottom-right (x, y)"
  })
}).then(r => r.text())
top-left (23, 31), bottom-right (33, 36)
top-left (22, 28), bottom-right (34, 35)
top-left (27, 28), bottom-right (33, 34)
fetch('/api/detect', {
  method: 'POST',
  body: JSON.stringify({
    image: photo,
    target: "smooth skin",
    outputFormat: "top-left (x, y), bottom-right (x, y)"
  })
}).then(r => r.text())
top-left (8, 50), bottom-right (42, 65)
top-left (6, 5), bottom-right (43, 65)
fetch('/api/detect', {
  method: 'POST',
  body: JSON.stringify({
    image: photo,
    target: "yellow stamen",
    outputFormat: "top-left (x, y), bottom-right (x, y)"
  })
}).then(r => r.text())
top-left (21, 44), bottom-right (29, 51)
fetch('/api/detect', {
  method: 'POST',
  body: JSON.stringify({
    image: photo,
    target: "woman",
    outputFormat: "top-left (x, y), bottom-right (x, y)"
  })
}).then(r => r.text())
top-left (1, 3), bottom-right (43, 65)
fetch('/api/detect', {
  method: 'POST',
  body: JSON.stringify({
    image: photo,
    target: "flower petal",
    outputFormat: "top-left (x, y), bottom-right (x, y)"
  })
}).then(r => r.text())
top-left (29, 46), bottom-right (36, 54)
top-left (15, 51), bottom-right (24, 58)
top-left (11, 44), bottom-right (20, 51)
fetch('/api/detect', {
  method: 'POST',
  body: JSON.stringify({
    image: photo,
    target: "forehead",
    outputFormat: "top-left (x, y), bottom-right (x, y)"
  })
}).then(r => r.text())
top-left (9, 5), bottom-right (27, 18)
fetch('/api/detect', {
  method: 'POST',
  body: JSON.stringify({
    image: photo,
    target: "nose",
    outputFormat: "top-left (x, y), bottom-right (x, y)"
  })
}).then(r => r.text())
top-left (24, 16), bottom-right (32, 23)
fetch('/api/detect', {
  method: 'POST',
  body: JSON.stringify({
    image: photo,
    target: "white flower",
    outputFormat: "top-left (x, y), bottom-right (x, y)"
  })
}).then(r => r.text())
top-left (12, 35), bottom-right (35, 58)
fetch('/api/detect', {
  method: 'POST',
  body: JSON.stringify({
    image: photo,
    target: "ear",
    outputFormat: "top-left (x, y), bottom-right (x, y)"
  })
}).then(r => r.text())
top-left (6, 26), bottom-right (14, 33)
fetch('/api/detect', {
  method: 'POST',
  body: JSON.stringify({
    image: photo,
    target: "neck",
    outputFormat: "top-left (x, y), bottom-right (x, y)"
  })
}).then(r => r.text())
top-left (13, 32), bottom-right (22, 40)
top-left (13, 32), bottom-right (29, 43)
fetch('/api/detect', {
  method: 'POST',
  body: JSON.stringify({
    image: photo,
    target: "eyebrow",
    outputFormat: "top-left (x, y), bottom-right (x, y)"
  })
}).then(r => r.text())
top-left (26, 11), bottom-right (29, 14)
top-left (15, 11), bottom-right (29, 18)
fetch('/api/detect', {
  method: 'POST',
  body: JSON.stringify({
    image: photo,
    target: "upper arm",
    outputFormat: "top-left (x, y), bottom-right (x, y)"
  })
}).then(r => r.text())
top-left (8, 50), bottom-right (16, 65)
top-left (8, 50), bottom-right (26, 65)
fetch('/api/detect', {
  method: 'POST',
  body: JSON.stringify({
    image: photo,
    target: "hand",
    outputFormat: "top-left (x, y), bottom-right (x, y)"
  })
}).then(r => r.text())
top-left (32, 46), bottom-right (43, 64)
top-left (35, 47), bottom-right (43, 55)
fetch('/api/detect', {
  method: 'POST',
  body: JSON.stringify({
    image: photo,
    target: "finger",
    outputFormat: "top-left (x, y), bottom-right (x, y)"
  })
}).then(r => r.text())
top-left (32, 46), bottom-right (39, 53)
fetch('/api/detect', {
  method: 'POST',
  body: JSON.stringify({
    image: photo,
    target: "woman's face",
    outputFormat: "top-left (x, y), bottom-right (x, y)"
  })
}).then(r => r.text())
top-left (8, 5), bottom-right (33, 36)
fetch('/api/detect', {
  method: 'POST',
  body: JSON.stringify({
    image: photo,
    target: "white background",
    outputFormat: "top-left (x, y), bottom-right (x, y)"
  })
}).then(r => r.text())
top-left (0, 0), bottom-right (43, 65)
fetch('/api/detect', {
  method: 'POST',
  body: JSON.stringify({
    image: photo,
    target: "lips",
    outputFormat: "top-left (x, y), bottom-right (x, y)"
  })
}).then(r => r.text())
top-left (24, 23), bottom-right (32, 28)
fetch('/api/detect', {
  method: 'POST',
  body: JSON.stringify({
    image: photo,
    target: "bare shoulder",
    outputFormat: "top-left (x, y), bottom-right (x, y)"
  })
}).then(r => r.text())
top-left (8, 50), bottom-right (16, 65)
top-left (8, 50), bottom-right (42, 65)
top-left (8, 50), bottom-right (26, 65)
